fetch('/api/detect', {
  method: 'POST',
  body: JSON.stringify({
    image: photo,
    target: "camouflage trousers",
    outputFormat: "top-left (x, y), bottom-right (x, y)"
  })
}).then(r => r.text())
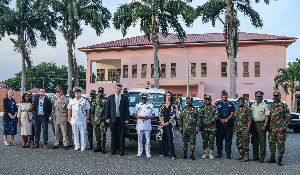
top-left (236, 132), bottom-right (250, 156)
top-left (87, 123), bottom-right (93, 142)
top-left (94, 121), bottom-right (107, 144)
top-left (201, 130), bottom-right (216, 150)
top-left (182, 130), bottom-right (196, 151)
top-left (269, 132), bottom-right (287, 156)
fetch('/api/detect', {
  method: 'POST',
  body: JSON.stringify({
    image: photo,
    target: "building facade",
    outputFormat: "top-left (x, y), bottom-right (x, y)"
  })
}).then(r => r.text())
top-left (79, 32), bottom-right (297, 108)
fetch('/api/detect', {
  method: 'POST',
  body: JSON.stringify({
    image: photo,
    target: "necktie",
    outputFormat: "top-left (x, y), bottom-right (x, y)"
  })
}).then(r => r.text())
top-left (117, 95), bottom-right (120, 116)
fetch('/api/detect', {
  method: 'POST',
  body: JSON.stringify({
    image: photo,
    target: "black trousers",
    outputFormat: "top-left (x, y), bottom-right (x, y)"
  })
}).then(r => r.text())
top-left (216, 123), bottom-right (233, 156)
top-left (110, 117), bottom-right (125, 154)
top-left (159, 124), bottom-right (176, 158)
top-left (35, 117), bottom-right (48, 145)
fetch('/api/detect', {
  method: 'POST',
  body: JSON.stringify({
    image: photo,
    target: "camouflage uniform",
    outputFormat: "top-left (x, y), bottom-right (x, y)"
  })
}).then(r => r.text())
top-left (178, 106), bottom-right (200, 152)
top-left (87, 98), bottom-right (94, 147)
top-left (199, 105), bottom-right (219, 150)
top-left (268, 101), bottom-right (291, 157)
top-left (91, 97), bottom-right (107, 145)
top-left (234, 106), bottom-right (251, 161)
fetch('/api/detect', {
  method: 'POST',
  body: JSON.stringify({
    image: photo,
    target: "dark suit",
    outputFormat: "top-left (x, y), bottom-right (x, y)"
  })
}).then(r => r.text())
top-left (33, 96), bottom-right (52, 145)
top-left (105, 94), bottom-right (129, 154)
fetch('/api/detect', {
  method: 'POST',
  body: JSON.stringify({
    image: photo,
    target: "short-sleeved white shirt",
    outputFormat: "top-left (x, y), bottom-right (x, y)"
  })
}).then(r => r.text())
top-left (133, 102), bottom-right (155, 131)
top-left (68, 97), bottom-right (90, 125)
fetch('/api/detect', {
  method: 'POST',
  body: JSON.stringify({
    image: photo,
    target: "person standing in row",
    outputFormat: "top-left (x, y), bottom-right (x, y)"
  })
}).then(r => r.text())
top-left (156, 91), bottom-right (177, 160)
top-left (105, 84), bottom-right (129, 156)
top-left (267, 92), bottom-right (291, 166)
top-left (87, 90), bottom-right (96, 150)
top-left (17, 93), bottom-right (34, 148)
top-left (52, 87), bottom-right (69, 150)
top-left (200, 95), bottom-right (219, 160)
top-left (31, 88), bottom-right (52, 149)
top-left (234, 97), bottom-right (251, 162)
top-left (215, 90), bottom-right (235, 159)
top-left (3, 89), bottom-right (18, 146)
top-left (91, 87), bottom-right (107, 153)
top-left (68, 87), bottom-right (91, 151)
top-left (251, 91), bottom-right (270, 163)
top-left (133, 92), bottom-right (155, 157)
top-left (178, 97), bottom-right (199, 160)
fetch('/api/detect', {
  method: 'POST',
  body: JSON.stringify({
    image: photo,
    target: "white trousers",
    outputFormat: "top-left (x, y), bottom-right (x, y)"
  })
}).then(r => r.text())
top-left (137, 130), bottom-right (151, 154)
top-left (72, 123), bottom-right (87, 150)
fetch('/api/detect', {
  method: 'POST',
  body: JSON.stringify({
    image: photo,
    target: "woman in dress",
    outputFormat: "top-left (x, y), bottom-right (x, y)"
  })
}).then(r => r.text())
top-left (17, 93), bottom-right (33, 148)
top-left (3, 89), bottom-right (18, 146)
top-left (156, 91), bottom-right (177, 160)
top-left (26, 90), bottom-right (35, 144)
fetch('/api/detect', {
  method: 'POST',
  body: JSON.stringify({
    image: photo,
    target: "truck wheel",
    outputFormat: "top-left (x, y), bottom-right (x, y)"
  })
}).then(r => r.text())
top-left (293, 127), bottom-right (300, 133)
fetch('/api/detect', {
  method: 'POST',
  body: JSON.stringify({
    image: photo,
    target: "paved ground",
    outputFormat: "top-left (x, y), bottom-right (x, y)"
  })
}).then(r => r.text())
top-left (0, 121), bottom-right (299, 175)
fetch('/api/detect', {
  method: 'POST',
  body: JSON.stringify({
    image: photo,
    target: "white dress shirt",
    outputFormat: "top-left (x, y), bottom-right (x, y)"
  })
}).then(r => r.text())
top-left (133, 102), bottom-right (155, 130)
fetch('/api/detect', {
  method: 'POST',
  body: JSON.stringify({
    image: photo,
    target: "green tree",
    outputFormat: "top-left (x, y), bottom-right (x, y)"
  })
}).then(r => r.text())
top-left (197, 0), bottom-right (269, 98)
top-left (0, 0), bottom-right (57, 95)
top-left (113, 0), bottom-right (195, 88)
top-left (274, 59), bottom-right (300, 112)
top-left (3, 62), bottom-right (88, 94)
top-left (51, 0), bottom-right (111, 92)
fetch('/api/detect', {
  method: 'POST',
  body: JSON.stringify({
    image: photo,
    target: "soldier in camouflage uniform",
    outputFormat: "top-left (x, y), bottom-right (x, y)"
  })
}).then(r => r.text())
top-left (91, 87), bottom-right (107, 153)
top-left (199, 95), bottom-right (219, 159)
top-left (267, 92), bottom-right (291, 166)
top-left (234, 97), bottom-right (251, 162)
top-left (178, 97), bottom-right (199, 160)
top-left (87, 90), bottom-right (96, 150)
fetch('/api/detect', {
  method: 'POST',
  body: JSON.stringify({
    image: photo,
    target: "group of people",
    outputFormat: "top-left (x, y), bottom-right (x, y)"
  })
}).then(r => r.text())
top-left (2, 84), bottom-right (291, 166)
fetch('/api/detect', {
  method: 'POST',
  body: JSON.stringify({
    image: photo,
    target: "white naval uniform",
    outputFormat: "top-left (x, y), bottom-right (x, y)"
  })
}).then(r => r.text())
top-left (68, 97), bottom-right (90, 151)
top-left (133, 102), bottom-right (155, 155)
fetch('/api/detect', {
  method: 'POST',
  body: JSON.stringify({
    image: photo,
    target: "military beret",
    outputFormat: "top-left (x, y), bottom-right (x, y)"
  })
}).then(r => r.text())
top-left (69, 89), bottom-right (74, 93)
top-left (91, 90), bottom-right (96, 94)
top-left (238, 97), bottom-right (245, 101)
top-left (273, 91), bottom-right (281, 96)
top-left (221, 90), bottom-right (228, 95)
top-left (140, 92), bottom-right (148, 98)
top-left (256, 91), bottom-right (264, 97)
top-left (186, 97), bottom-right (193, 101)
top-left (98, 87), bottom-right (104, 91)
top-left (204, 95), bottom-right (211, 99)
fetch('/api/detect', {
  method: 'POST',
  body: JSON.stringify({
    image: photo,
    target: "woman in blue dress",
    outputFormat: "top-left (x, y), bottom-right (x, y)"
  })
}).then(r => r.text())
top-left (3, 89), bottom-right (18, 146)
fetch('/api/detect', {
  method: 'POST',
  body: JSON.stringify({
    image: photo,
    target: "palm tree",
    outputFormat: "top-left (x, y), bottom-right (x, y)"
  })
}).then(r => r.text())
top-left (274, 59), bottom-right (300, 112)
top-left (51, 0), bottom-right (111, 92)
top-left (113, 0), bottom-right (195, 88)
top-left (0, 0), bottom-right (57, 95)
top-left (197, 0), bottom-right (270, 98)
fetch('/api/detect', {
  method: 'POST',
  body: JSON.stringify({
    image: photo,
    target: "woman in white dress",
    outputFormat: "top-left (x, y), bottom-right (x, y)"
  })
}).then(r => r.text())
top-left (17, 93), bottom-right (33, 148)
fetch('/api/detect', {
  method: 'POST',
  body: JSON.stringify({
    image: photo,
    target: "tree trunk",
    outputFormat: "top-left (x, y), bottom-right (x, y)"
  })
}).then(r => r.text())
top-left (229, 29), bottom-right (236, 98)
top-left (67, 38), bottom-right (73, 93)
top-left (21, 47), bottom-right (26, 95)
top-left (152, 34), bottom-right (159, 89)
top-left (73, 56), bottom-right (79, 86)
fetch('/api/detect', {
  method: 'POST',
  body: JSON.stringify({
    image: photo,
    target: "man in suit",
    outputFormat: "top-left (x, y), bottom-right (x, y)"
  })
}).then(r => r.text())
top-left (31, 88), bottom-right (52, 149)
top-left (105, 84), bottom-right (129, 156)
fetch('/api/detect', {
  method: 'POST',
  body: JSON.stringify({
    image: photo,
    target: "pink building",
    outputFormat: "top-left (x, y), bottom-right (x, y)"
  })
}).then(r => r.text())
top-left (79, 32), bottom-right (297, 108)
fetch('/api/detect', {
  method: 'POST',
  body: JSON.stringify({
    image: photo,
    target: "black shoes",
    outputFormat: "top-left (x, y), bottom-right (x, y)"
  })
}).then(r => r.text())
top-left (227, 155), bottom-right (232, 159)
top-left (278, 156), bottom-right (283, 166)
top-left (182, 150), bottom-right (187, 159)
top-left (94, 144), bottom-right (102, 152)
top-left (102, 143), bottom-right (106, 154)
top-left (267, 154), bottom-right (276, 163)
top-left (190, 151), bottom-right (196, 160)
top-left (52, 145), bottom-right (59, 149)
top-left (216, 154), bottom-right (222, 158)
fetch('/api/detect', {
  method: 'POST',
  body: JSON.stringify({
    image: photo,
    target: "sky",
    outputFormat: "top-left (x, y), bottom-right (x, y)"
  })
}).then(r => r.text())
top-left (0, 0), bottom-right (299, 82)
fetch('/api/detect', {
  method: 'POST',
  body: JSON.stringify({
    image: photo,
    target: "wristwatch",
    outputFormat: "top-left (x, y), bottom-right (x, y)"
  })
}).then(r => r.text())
top-left (264, 123), bottom-right (267, 127)
top-left (225, 119), bottom-right (228, 123)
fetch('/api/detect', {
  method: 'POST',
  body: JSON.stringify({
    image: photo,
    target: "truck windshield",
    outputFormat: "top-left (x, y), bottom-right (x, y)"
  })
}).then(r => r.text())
top-left (181, 100), bottom-right (204, 108)
top-left (129, 92), bottom-right (165, 107)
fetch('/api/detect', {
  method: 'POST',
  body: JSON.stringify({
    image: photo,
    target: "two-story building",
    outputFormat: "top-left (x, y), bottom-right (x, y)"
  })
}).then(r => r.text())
top-left (79, 32), bottom-right (297, 108)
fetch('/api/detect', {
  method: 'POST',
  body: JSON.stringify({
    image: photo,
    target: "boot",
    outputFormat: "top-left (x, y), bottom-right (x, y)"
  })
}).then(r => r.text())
top-left (202, 150), bottom-right (207, 159)
top-left (93, 143), bottom-right (102, 152)
top-left (209, 149), bottom-right (214, 160)
top-left (182, 150), bottom-right (187, 159)
top-left (267, 154), bottom-right (276, 163)
top-left (190, 150), bottom-right (195, 160)
top-left (88, 141), bottom-right (93, 150)
top-left (235, 153), bottom-right (244, 160)
top-left (102, 143), bottom-right (106, 154)
top-left (241, 152), bottom-right (249, 162)
top-left (277, 156), bottom-right (283, 166)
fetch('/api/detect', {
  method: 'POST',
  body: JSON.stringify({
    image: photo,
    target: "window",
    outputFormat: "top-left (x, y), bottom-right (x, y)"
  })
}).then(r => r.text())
top-left (191, 94), bottom-right (196, 97)
top-left (108, 69), bottom-right (114, 81)
top-left (132, 65), bottom-right (137, 78)
top-left (123, 65), bottom-right (128, 78)
top-left (141, 64), bottom-right (147, 78)
top-left (243, 62), bottom-right (249, 77)
top-left (255, 62), bottom-right (260, 77)
top-left (221, 62), bottom-right (227, 77)
top-left (201, 63), bottom-right (207, 77)
top-left (243, 94), bottom-right (249, 103)
top-left (171, 63), bottom-right (176, 78)
top-left (235, 62), bottom-right (238, 77)
top-left (161, 64), bottom-right (166, 78)
top-left (108, 69), bottom-right (121, 82)
top-left (151, 64), bottom-right (154, 78)
top-left (191, 63), bottom-right (196, 77)
top-left (173, 94), bottom-right (182, 104)
top-left (97, 69), bottom-right (105, 81)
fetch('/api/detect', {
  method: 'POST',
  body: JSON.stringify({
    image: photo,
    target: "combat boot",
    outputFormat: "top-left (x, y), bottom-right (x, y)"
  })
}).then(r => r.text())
top-left (241, 152), bottom-right (249, 162)
top-left (88, 141), bottom-right (93, 150)
top-left (209, 149), bottom-right (214, 160)
top-left (202, 150), bottom-right (207, 159)
top-left (190, 150), bottom-right (195, 160)
top-left (182, 150), bottom-right (187, 159)
top-left (267, 154), bottom-right (276, 163)
top-left (93, 143), bottom-right (102, 152)
top-left (235, 154), bottom-right (243, 160)
top-left (102, 143), bottom-right (106, 154)
top-left (277, 156), bottom-right (283, 166)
